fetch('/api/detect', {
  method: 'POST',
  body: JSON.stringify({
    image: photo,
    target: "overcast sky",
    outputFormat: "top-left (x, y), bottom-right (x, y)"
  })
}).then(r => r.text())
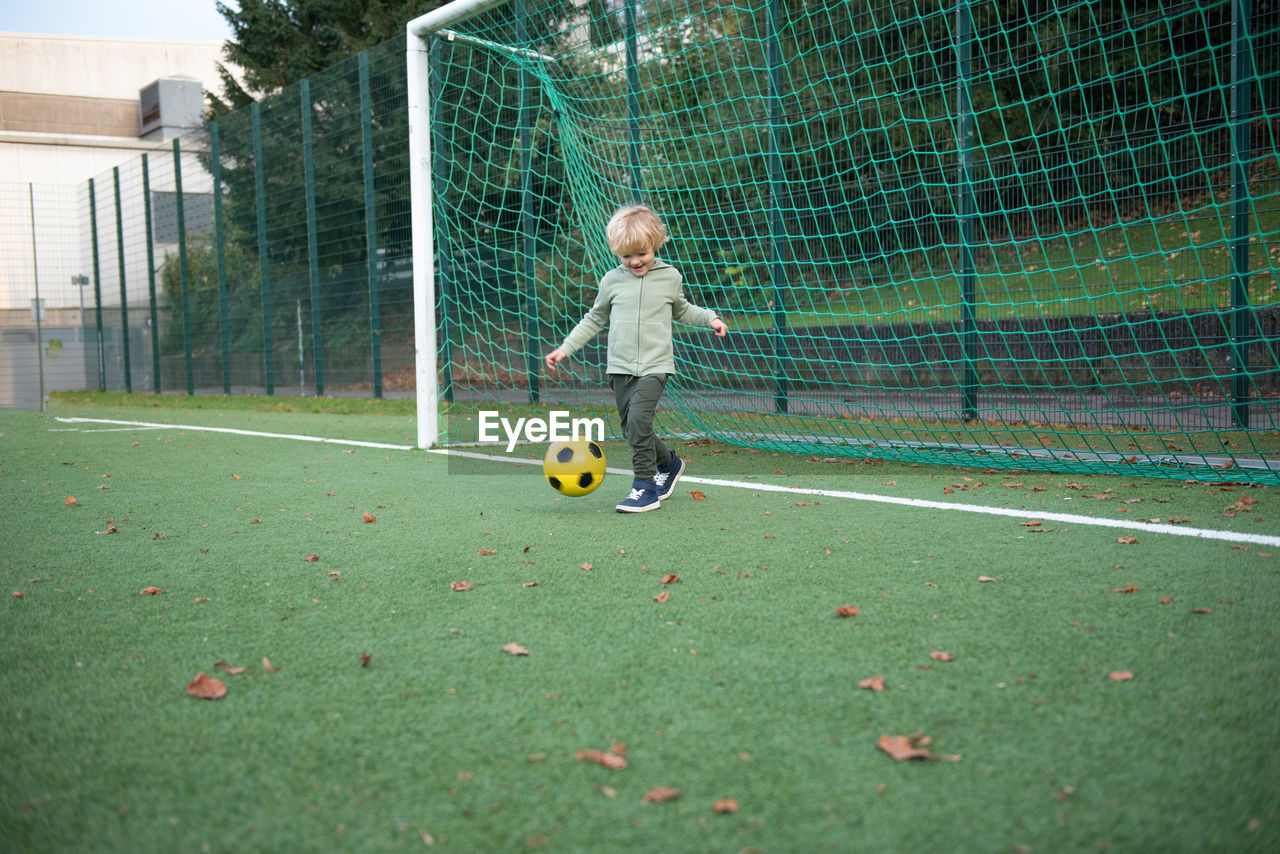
top-left (2, 0), bottom-right (235, 43)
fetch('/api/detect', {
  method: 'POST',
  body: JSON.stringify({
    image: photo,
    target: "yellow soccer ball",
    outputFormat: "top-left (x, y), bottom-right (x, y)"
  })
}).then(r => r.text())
top-left (543, 440), bottom-right (607, 497)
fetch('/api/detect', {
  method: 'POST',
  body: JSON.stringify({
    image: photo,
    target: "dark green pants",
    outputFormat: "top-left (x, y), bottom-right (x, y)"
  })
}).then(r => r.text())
top-left (609, 374), bottom-right (671, 480)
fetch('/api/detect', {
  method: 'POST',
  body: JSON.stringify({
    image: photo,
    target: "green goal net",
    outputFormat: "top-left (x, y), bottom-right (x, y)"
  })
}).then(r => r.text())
top-left (412, 0), bottom-right (1280, 483)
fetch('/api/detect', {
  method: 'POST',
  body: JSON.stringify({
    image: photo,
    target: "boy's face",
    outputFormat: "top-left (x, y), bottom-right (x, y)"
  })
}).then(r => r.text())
top-left (618, 247), bottom-right (656, 277)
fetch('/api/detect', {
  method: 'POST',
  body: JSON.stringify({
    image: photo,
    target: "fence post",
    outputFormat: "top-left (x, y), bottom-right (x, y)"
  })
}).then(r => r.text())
top-left (300, 78), bottom-right (324, 396)
top-left (141, 153), bottom-right (161, 393)
top-left (1230, 0), bottom-right (1254, 428)
top-left (89, 178), bottom-right (106, 391)
top-left (767, 0), bottom-right (788, 414)
top-left (252, 101), bottom-right (275, 396)
top-left (358, 52), bottom-right (383, 398)
top-left (29, 185), bottom-right (46, 411)
top-left (957, 0), bottom-right (978, 422)
top-left (112, 166), bottom-right (132, 392)
top-left (172, 139), bottom-right (194, 395)
top-left (211, 122), bottom-right (232, 394)
top-left (518, 0), bottom-right (541, 404)
top-left (624, 2), bottom-right (642, 198)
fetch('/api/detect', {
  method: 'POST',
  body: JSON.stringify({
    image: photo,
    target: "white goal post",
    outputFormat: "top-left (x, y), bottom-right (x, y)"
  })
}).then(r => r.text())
top-left (406, 0), bottom-right (518, 449)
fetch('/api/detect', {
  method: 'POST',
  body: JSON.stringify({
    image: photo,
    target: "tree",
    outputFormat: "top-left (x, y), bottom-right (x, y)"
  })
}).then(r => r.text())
top-left (210, 0), bottom-right (450, 114)
top-left (190, 0), bottom-right (573, 355)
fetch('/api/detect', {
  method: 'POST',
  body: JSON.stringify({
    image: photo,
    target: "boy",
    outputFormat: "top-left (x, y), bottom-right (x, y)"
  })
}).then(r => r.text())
top-left (545, 205), bottom-right (728, 513)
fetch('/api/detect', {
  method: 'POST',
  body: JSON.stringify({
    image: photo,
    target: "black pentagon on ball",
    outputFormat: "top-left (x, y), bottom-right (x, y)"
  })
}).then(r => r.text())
top-left (548, 476), bottom-right (563, 490)
top-left (577, 472), bottom-right (595, 488)
top-left (586, 441), bottom-right (603, 458)
top-left (556, 446), bottom-right (575, 464)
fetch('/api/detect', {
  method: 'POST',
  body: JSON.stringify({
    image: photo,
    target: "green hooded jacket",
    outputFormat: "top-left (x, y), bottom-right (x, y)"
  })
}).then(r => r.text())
top-left (558, 260), bottom-right (720, 376)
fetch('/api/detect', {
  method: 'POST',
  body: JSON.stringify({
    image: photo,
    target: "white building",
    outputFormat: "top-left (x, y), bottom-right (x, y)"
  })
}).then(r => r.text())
top-left (0, 32), bottom-right (238, 406)
top-left (1, 32), bottom-right (228, 181)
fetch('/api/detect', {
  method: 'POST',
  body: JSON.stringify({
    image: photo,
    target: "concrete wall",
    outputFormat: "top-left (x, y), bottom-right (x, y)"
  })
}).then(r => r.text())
top-left (0, 33), bottom-right (226, 100)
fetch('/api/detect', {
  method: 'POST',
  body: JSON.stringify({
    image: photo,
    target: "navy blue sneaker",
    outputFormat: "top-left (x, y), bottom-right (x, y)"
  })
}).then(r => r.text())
top-left (653, 452), bottom-right (686, 501)
top-left (615, 478), bottom-right (661, 513)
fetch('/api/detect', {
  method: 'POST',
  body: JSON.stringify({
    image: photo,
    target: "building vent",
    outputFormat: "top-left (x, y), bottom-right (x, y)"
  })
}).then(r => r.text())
top-left (139, 77), bottom-right (204, 140)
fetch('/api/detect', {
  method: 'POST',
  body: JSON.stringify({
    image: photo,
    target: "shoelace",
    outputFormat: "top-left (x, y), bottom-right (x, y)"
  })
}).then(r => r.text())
top-left (653, 472), bottom-right (669, 486)
top-left (627, 488), bottom-right (646, 501)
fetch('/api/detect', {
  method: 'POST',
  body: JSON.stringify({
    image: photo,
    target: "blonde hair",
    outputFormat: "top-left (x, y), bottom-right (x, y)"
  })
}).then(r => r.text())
top-left (605, 205), bottom-right (668, 256)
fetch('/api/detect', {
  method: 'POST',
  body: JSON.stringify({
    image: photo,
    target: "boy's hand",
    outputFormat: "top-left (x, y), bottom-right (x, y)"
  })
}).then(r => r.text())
top-left (710, 318), bottom-right (729, 337)
top-left (545, 348), bottom-right (567, 374)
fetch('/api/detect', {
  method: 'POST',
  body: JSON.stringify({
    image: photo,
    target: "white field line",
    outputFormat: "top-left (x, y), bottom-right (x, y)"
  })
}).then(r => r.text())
top-left (54, 417), bottom-right (414, 451)
top-left (56, 417), bottom-right (1280, 547)
top-left (50, 425), bottom-right (174, 433)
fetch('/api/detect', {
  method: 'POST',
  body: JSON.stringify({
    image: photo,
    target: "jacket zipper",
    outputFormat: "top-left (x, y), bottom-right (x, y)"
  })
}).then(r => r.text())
top-left (634, 274), bottom-right (644, 372)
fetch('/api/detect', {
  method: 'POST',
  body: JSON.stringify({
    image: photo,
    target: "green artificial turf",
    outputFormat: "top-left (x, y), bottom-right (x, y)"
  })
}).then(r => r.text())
top-left (2, 401), bottom-right (1279, 853)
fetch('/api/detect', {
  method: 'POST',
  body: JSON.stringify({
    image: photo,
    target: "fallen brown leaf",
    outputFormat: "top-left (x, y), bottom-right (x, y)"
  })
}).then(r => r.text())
top-left (1113, 583), bottom-right (1140, 593)
top-left (929, 651), bottom-right (956, 662)
top-left (690, 490), bottom-right (707, 501)
top-left (835, 605), bottom-right (860, 617)
top-left (576, 749), bottom-right (627, 770)
top-left (362, 511), bottom-right (376, 523)
top-left (303, 554), bottom-right (320, 562)
top-left (450, 581), bottom-right (471, 592)
top-left (262, 656), bottom-right (280, 673)
top-left (13, 591), bottom-right (25, 599)
top-left (713, 798), bottom-right (739, 814)
top-left (859, 675), bottom-right (886, 692)
top-left (478, 549), bottom-right (497, 556)
top-left (643, 786), bottom-right (681, 803)
top-left (65, 496), bottom-right (78, 506)
top-left (654, 590), bottom-right (670, 604)
top-left (1160, 596), bottom-right (1175, 605)
top-left (661, 574), bottom-right (680, 584)
top-left (1020, 520), bottom-right (1043, 527)
top-left (877, 734), bottom-right (934, 761)
top-left (139, 587), bottom-right (163, 595)
top-left (1116, 536), bottom-right (1138, 544)
top-left (977, 576), bottom-right (996, 583)
top-left (1108, 670), bottom-right (1135, 682)
top-left (187, 673), bottom-right (226, 700)
top-left (1191, 607), bottom-right (1211, 614)
top-left (214, 661), bottom-right (246, 675)
top-left (522, 581), bottom-right (538, 588)
top-left (580, 562), bottom-right (593, 571)
top-left (503, 642), bottom-right (530, 656)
